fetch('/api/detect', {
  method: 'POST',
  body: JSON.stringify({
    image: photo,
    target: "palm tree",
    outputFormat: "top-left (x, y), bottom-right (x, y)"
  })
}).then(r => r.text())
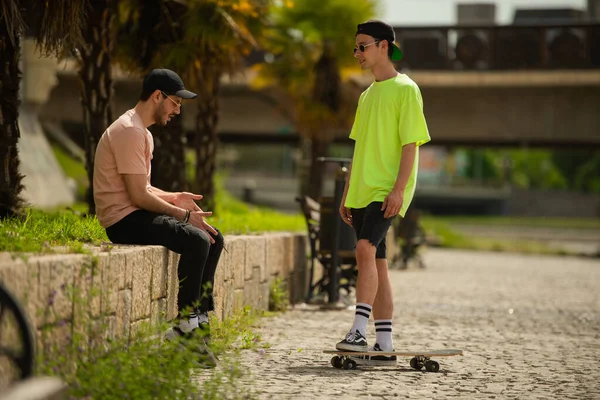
top-left (160, 0), bottom-right (270, 211)
top-left (76, 0), bottom-right (115, 214)
top-left (0, 0), bottom-right (86, 218)
top-left (255, 0), bottom-right (376, 200)
top-left (114, 0), bottom-right (192, 194)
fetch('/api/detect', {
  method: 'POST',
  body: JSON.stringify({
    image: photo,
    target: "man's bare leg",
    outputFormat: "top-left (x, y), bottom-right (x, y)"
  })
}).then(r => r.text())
top-left (336, 239), bottom-right (377, 350)
top-left (371, 258), bottom-right (395, 351)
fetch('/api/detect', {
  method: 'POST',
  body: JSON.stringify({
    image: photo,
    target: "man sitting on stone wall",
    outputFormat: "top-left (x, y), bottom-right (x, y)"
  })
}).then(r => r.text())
top-left (93, 68), bottom-right (223, 342)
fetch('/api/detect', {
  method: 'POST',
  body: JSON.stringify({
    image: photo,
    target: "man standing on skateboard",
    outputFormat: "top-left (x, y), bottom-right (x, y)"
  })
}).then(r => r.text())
top-left (336, 20), bottom-right (431, 365)
top-left (93, 69), bottom-right (223, 341)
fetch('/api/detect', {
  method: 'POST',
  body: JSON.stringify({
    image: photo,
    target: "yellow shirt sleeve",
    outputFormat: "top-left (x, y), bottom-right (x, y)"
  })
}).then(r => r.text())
top-left (398, 84), bottom-right (431, 147)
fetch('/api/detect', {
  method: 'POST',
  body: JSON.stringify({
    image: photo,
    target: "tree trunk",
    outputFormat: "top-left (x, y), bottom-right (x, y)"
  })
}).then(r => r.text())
top-left (149, 109), bottom-right (188, 192)
top-left (0, 23), bottom-right (25, 219)
top-left (305, 41), bottom-right (340, 202)
top-left (194, 72), bottom-right (220, 212)
top-left (79, 1), bottom-right (114, 215)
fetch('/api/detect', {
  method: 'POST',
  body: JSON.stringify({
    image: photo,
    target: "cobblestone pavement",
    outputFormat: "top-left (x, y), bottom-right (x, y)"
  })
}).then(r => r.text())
top-left (236, 248), bottom-right (600, 399)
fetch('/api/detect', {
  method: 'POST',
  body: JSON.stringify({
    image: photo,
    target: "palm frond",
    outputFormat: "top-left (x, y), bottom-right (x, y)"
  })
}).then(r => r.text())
top-left (0, 0), bottom-right (25, 46)
top-left (21, 0), bottom-right (86, 56)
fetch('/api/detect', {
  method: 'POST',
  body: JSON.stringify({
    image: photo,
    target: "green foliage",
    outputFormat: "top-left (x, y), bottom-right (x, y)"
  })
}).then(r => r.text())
top-left (268, 276), bottom-right (289, 312)
top-left (420, 216), bottom-right (577, 256)
top-left (0, 209), bottom-right (107, 253)
top-left (38, 284), bottom-right (263, 399)
top-left (267, 0), bottom-right (378, 67)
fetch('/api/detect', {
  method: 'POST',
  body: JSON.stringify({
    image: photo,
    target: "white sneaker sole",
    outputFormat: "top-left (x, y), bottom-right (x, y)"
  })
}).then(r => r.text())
top-left (335, 342), bottom-right (368, 352)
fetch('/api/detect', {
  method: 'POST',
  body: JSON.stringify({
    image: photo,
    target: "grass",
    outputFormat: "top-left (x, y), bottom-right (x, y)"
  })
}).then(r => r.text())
top-left (420, 217), bottom-right (573, 256)
top-left (0, 209), bottom-right (107, 253)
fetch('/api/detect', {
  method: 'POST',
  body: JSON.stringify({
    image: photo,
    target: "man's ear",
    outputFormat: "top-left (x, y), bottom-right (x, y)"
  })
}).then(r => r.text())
top-left (154, 90), bottom-right (162, 102)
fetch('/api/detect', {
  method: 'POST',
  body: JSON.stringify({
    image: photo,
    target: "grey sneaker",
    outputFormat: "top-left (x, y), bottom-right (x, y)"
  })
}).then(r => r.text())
top-left (352, 343), bottom-right (397, 366)
top-left (336, 330), bottom-right (368, 352)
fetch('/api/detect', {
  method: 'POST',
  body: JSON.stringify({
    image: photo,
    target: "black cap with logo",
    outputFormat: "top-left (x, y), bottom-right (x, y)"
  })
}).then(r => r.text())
top-left (142, 68), bottom-right (197, 99)
top-left (356, 20), bottom-right (403, 61)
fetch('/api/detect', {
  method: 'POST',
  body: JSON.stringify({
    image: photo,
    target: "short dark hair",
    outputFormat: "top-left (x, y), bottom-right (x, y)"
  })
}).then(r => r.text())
top-left (139, 89), bottom-right (167, 102)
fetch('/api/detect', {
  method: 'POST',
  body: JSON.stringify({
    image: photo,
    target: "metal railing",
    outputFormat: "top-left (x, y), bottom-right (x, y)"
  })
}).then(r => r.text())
top-left (393, 23), bottom-right (600, 70)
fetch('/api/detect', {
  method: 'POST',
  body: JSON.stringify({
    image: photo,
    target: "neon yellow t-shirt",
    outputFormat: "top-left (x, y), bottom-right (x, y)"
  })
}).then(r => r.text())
top-left (344, 73), bottom-right (431, 217)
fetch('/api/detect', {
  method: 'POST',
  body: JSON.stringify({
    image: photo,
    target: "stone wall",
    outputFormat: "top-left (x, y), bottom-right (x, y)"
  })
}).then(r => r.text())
top-left (0, 229), bottom-right (400, 361)
top-left (0, 233), bottom-right (311, 357)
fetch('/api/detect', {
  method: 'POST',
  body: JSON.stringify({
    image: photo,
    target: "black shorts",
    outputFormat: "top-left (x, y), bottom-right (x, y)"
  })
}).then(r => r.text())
top-left (351, 202), bottom-right (395, 259)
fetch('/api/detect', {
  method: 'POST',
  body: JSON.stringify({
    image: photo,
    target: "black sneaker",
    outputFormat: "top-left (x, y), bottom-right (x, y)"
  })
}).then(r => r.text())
top-left (352, 343), bottom-right (397, 366)
top-left (336, 330), bottom-right (368, 351)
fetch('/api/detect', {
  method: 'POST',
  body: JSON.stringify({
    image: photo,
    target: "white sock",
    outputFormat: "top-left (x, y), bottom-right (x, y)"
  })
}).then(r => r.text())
top-left (375, 319), bottom-right (393, 351)
top-left (351, 303), bottom-right (372, 337)
top-left (179, 313), bottom-right (199, 333)
top-left (198, 311), bottom-right (209, 324)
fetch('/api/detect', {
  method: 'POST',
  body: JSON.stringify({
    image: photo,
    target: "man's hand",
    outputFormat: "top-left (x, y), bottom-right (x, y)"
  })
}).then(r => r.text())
top-left (382, 189), bottom-right (404, 219)
top-left (188, 210), bottom-right (218, 244)
top-left (173, 192), bottom-right (203, 211)
top-left (339, 204), bottom-right (352, 226)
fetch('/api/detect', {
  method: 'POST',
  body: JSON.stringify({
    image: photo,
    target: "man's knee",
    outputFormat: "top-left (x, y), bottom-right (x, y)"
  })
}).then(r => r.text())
top-left (211, 228), bottom-right (224, 250)
top-left (356, 239), bottom-right (377, 257)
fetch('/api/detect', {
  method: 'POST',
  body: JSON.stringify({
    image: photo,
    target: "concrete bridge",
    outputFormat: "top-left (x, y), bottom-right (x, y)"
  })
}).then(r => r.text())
top-left (33, 22), bottom-right (600, 149)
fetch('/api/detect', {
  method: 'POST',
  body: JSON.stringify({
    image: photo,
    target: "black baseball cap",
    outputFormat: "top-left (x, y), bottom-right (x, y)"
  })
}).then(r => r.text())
top-left (356, 20), bottom-right (403, 61)
top-left (142, 68), bottom-right (197, 99)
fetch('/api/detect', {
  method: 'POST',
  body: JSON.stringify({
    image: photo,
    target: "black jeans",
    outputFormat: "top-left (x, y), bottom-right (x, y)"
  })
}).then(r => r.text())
top-left (105, 210), bottom-right (224, 315)
top-left (351, 202), bottom-right (395, 259)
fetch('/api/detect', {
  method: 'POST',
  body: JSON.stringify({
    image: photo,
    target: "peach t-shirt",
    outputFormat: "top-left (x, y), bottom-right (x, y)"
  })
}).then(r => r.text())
top-left (93, 109), bottom-right (154, 228)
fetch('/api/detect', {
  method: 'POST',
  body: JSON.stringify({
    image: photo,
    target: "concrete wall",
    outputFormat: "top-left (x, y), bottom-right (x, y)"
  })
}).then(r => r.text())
top-left (506, 188), bottom-right (600, 217)
top-left (420, 85), bottom-right (600, 146)
top-left (0, 233), bottom-right (312, 360)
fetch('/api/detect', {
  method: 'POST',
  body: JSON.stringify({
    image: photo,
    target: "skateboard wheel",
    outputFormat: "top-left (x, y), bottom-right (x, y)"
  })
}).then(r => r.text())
top-left (342, 358), bottom-right (357, 370)
top-left (331, 356), bottom-right (343, 369)
top-left (425, 360), bottom-right (440, 372)
top-left (410, 357), bottom-right (422, 370)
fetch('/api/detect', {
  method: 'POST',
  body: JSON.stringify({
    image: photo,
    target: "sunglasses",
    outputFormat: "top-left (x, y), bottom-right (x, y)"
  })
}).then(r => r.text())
top-left (353, 40), bottom-right (380, 54)
top-left (161, 91), bottom-right (183, 108)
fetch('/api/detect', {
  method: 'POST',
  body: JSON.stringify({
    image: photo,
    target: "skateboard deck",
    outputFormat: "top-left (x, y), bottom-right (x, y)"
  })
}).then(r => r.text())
top-left (323, 348), bottom-right (463, 371)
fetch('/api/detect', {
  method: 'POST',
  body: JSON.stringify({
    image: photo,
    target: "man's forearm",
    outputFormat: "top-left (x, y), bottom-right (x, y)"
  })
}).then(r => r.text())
top-left (148, 185), bottom-right (178, 203)
top-left (393, 143), bottom-right (417, 193)
top-left (137, 189), bottom-right (186, 220)
top-left (342, 158), bottom-right (353, 203)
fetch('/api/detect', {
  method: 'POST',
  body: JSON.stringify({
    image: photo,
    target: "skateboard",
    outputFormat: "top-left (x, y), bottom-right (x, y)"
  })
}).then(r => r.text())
top-left (323, 348), bottom-right (463, 371)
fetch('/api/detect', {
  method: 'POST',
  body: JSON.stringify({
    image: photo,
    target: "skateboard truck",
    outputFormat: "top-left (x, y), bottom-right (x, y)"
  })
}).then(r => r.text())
top-left (409, 355), bottom-right (439, 372)
top-left (330, 354), bottom-right (440, 372)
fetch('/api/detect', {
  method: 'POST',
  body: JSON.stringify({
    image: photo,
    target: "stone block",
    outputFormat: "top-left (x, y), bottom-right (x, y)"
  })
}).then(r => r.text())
top-left (228, 237), bottom-right (246, 289)
top-left (244, 236), bottom-right (266, 281)
top-left (221, 281), bottom-right (234, 320)
top-left (213, 294), bottom-right (223, 322)
top-left (98, 252), bottom-right (119, 315)
top-left (266, 235), bottom-right (285, 278)
top-left (166, 251), bottom-right (180, 321)
top-left (0, 256), bottom-right (41, 329)
top-left (131, 250), bottom-right (152, 321)
top-left (243, 267), bottom-right (260, 309)
top-left (233, 289), bottom-right (245, 312)
top-left (214, 241), bottom-right (232, 284)
top-left (151, 298), bottom-right (167, 327)
top-left (259, 281), bottom-right (270, 311)
top-left (116, 289), bottom-right (132, 339)
top-left (151, 247), bottom-right (168, 300)
top-left (281, 234), bottom-right (294, 278)
top-left (38, 255), bottom-right (84, 326)
top-left (112, 248), bottom-right (131, 290)
top-left (129, 318), bottom-right (151, 340)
